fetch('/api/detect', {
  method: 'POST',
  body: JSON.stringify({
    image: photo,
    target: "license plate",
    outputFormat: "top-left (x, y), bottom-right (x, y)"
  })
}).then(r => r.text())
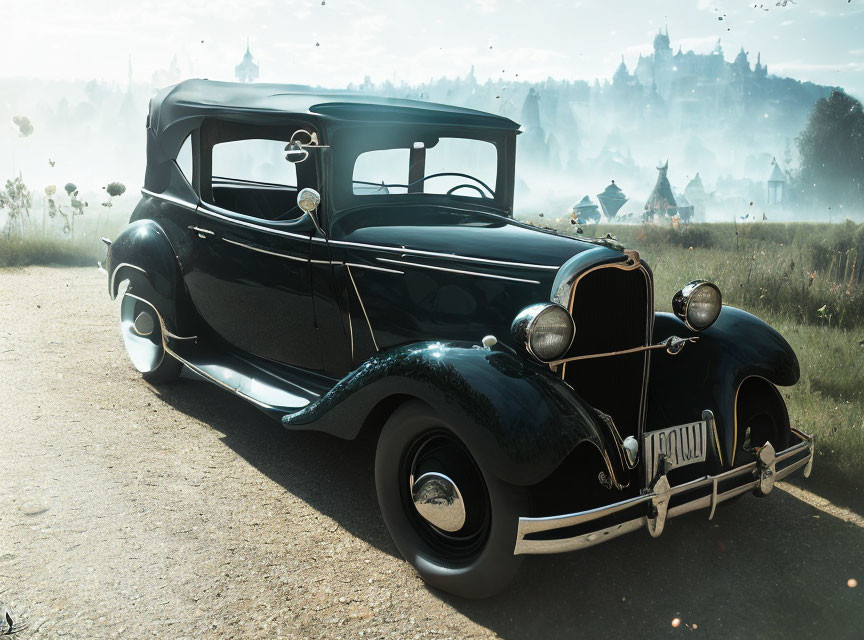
top-left (643, 420), bottom-right (708, 480)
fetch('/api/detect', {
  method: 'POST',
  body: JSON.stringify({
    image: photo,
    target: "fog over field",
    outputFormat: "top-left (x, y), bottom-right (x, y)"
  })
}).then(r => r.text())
top-left (2, 0), bottom-right (863, 228)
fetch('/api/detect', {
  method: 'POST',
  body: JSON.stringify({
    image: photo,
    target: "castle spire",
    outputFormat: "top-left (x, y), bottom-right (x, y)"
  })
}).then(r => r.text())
top-left (235, 38), bottom-right (259, 83)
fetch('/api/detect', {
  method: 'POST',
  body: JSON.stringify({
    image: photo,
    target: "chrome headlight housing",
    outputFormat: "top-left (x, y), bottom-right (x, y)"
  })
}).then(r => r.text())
top-left (511, 302), bottom-right (575, 362)
top-left (673, 280), bottom-right (722, 331)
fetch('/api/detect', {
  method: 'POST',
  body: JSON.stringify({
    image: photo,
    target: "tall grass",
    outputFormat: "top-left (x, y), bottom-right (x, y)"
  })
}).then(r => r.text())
top-left (537, 219), bottom-right (864, 329)
top-left (0, 210), bottom-right (127, 268)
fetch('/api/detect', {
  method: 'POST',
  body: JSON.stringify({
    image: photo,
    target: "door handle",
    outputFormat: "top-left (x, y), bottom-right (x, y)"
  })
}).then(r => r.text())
top-left (189, 225), bottom-right (215, 238)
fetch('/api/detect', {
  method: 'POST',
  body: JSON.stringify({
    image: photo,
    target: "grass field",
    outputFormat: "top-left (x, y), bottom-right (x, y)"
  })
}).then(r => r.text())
top-left (2, 216), bottom-right (862, 493)
top-left (0, 210), bottom-right (128, 268)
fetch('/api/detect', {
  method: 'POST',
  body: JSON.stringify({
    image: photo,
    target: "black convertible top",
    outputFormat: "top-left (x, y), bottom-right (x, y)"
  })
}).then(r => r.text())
top-left (150, 79), bottom-right (516, 145)
top-left (144, 79), bottom-right (518, 193)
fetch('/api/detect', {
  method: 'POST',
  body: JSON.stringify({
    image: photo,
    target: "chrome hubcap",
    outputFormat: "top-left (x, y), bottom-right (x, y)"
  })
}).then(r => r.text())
top-left (133, 311), bottom-right (154, 336)
top-left (411, 472), bottom-right (466, 532)
top-left (120, 294), bottom-right (164, 373)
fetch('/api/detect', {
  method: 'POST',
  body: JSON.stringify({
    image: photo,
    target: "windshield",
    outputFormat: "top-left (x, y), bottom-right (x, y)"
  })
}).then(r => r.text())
top-left (352, 137), bottom-right (498, 199)
top-left (331, 124), bottom-right (513, 213)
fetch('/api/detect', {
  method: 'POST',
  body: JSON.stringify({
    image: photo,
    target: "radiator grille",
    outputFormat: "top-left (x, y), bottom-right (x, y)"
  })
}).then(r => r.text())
top-left (562, 265), bottom-right (652, 440)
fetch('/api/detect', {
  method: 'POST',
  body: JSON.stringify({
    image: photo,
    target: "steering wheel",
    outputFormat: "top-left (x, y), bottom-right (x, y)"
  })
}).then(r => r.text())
top-left (353, 171), bottom-right (495, 199)
top-left (446, 184), bottom-right (488, 199)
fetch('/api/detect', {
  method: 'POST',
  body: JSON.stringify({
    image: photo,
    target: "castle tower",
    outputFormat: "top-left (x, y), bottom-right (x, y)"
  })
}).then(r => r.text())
top-left (235, 38), bottom-right (259, 83)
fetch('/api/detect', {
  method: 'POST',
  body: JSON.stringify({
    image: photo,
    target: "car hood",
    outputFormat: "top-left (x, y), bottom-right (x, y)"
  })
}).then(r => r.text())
top-left (332, 209), bottom-right (613, 269)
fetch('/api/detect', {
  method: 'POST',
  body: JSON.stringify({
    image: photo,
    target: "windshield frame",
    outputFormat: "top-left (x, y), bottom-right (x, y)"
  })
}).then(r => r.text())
top-left (328, 123), bottom-right (515, 217)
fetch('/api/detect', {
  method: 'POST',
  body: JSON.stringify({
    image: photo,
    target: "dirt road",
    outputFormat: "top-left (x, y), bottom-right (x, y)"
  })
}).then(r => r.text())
top-left (1, 266), bottom-right (862, 638)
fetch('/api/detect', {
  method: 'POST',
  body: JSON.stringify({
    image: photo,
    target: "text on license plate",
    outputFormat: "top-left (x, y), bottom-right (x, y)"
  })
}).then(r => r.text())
top-left (643, 420), bottom-right (708, 479)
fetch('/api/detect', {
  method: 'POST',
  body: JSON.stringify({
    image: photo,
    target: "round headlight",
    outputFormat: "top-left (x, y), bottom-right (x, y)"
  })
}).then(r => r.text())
top-left (673, 280), bottom-right (722, 331)
top-left (511, 303), bottom-right (575, 362)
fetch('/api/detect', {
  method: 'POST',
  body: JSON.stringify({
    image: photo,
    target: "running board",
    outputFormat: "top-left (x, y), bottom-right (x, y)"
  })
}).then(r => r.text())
top-left (168, 338), bottom-right (321, 414)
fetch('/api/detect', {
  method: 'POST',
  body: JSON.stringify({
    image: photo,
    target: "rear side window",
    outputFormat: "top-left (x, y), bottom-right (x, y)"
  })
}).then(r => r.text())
top-left (176, 135), bottom-right (193, 184)
top-left (212, 139), bottom-right (297, 187)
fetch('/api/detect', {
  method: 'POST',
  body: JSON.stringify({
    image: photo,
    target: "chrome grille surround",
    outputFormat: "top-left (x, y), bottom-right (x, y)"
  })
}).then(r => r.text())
top-left (557, 257), bottom-right (654, 467)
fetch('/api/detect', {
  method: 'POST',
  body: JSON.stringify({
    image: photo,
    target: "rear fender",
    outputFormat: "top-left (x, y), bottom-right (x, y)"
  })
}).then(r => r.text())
top-left (283, 341), bottom-right (611, 487)
top-left (647, 307), bottom-right (799, 469)
top-left (106, 218), bottom-right (195, 334)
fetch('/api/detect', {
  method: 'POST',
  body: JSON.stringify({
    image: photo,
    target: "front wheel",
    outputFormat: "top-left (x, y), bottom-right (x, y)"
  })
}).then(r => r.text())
top-left (375, 401), bottom-right (527, 599)
top-left (120, 293), bottom-right (183, 384)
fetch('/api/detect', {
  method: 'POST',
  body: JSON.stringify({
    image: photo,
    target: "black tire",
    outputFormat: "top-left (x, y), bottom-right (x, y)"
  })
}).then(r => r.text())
top-left (375, 401), bottom-right (527, 599)
top-left (142, 352), bottom-right (183, 385)
top-left (120, 292), bottom-right (183, 384)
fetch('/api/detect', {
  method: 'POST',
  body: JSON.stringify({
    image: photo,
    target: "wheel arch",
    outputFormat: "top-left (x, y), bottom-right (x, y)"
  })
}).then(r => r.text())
top-left (647, 307), bottom-right (798, 468)
top-left (282, 341), bottom-right (610, 487)
top-left (106, 218), bottom-right (197, 335)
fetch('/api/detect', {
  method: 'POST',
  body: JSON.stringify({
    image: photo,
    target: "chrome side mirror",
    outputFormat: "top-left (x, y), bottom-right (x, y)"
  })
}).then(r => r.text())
top-left (297, 188), bottom-right (324, 235)
top-left (284, 142), bottom-right (310, 164)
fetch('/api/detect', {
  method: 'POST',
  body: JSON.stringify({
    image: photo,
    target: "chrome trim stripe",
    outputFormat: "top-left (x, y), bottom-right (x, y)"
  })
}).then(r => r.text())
top-left (109, 262), bottom-right (147, 299)
top-left (164, 330), bottom-right (198, 341)
top-left (140, 190), bottom-right (314, 242)
top-left (331, 240), bottom-right (561, 270)
top-left (346, 265), bottom-right (379, 352)
top-left (222, 237), bottom-right (308, 263)
top-left (198, 203), bottom-right (314, 241)
top-left (376, 258), bottom-right (542, 284)
top-left (141, 189), bottom-right (565, 272)
top-left (141, 188), bottom-right (199, 212)
top-left (514, 431), bottom-right (814, 555)
top-left (345, 262), bottom-right (404, 275)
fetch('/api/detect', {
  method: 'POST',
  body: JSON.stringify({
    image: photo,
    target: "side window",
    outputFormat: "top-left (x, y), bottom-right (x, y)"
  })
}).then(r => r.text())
top-left (212, 139), bottom-right (297, 187)
top-left (176, 134), bottom-right (193, 185)
top-left (207, 137), bottom-right (305, 221)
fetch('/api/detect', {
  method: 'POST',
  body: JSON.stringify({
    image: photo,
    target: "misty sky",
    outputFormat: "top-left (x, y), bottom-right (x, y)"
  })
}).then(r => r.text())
top-left (2, 0), bottom-right (863, 97)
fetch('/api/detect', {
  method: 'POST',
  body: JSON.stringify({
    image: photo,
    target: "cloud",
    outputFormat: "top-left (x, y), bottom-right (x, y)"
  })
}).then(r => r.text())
top-left (780, 19), bottom-right (794, 27)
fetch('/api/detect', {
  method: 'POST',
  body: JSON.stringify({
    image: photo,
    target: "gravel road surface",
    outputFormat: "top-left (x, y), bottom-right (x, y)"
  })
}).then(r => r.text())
top-left (1, 266), bottom-right (862, 638)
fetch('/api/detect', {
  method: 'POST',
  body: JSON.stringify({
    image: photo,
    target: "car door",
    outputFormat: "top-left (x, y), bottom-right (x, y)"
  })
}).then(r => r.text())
top-left (183, 123), bottom-right (323, 370)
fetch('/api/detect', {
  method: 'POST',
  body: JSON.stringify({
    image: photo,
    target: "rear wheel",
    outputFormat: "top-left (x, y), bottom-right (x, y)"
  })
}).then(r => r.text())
top-left (119, 292), bottom-right (183, 384)
top-left (375, 401), bottom-right (526, 599)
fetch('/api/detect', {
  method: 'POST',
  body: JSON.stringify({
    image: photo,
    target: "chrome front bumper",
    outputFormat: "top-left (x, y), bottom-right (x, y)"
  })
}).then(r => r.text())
top-left (514, 429), bottom-right (814, 555)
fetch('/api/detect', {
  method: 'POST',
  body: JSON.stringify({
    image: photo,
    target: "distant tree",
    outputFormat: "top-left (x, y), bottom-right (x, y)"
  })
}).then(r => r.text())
top-left (0, 176), bottom-right (33, 237)
top-left (796, 89), bottom-right (864, 208)
top-left (102, 181), bottom-right (126, 208)
top-left (11, 115), bottom-right (33, 137)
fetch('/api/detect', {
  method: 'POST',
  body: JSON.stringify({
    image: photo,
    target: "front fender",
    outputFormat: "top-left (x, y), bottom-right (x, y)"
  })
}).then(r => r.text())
top-left (647, 307), bottom-right (799, 468)
top-left (106, 218), bottom-right (195, 334)
top-left (283, 341), bottom-right (608, 486)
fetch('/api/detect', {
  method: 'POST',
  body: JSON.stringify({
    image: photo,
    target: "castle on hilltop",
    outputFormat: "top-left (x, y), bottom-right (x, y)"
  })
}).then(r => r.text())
top-left (632, 28), bottom-right (767, 100)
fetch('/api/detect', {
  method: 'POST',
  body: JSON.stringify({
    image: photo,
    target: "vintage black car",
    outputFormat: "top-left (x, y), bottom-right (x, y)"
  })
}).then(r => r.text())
top-left (104, 79), bottom-right (814, 598)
